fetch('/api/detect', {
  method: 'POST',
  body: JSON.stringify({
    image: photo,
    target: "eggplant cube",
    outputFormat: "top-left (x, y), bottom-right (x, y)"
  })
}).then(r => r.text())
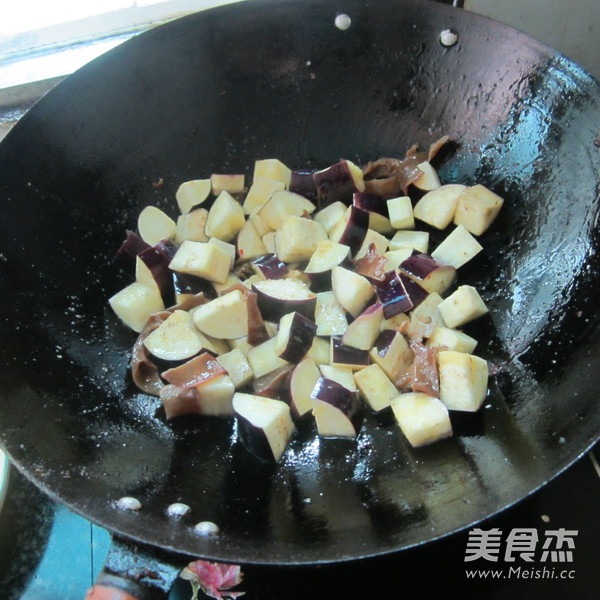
top-left (195, 374), bottom-right (236, 416)
top-left (176, 179), bottom-right (211, 214)
top-left (313, 159), bottom-right (365, 203)
top-left (431, 224), bottom-right (483, 269)
top-left (258, 189), bottom-right (316, 230)
top-left (391, 392), bottom-right (453, 447)
top-left (275, 312), bottom-right (317, 363)
top-left (208, 237), bottom-right (236, 270)
top-left (331, 266), bottom-right (375, 318)
top-left (407, 292), bottom-right (445, 340)
top-left (329, 206), bottom-right (369, 257)
top-left (236, 219), bottom-right (268, 262)
top-left (399, 254), bottom-right (456, 295)
top-left (314, 201), bottom-right (347, 233)
top-left (175, 208), bottom-right (210, 244)
top-left (169, 240), bottom-right (231, 284)
top-left (247, 337), bottom-right (290, 379)
top-left (305, 240), bottom-right (350, 275)
top-left (289, 357), bottom-right (321, 418)
top-left (369, 329), bottom-right (414, 381)
top-left (242, 177), bottom-right (285, 214)
top-left (319, 365), bottom-right (356, 391)
top-left (192, 289), bottom-right (249, 339)
top-left (389, 230), bottom-right (429, 253)
top-left (306, 336), bottom-right (331, 365)
top-left (383, 248), bottom-right (413, 272)
top-left (233, 393), bottom-right (295, 462)
top-left (314, 291), bottom-right (348, 336)
top-left (453, 184), bottom-right (504, 236)
top-left (216, 348), bottom-right (254, 388)
top-left (143, 310), bottom-right (204, 361)
top-left (205, 190), bottom-right (245, 242)
top-left (342, 304), bottom-right (384, 350)
top-left (354, 363), bottom-right (398, 412)
top-left (252, 277), bottom-right (316, 321)
top-left (413, 161), bottom-right (441, 191)
top-left (354, 229), bottom-right (389, 260)
top-left (109, 282), bottom-right (165, 333)
top-left (437, 285), bottom-right (488, 328)
top-left (274, 215), bottom-right (328, 263)
top-left (329, 336), bottom-right (370, 371)
top-left (210, 173), bottom-right (245, 195)
top-left (438, 351), bottom-right (488, 412)
top-left (386, 196), bottom-right (415, 230)
top-left (413, 184), bottom-right (466, 230)
top-left (253, 159), bottom-right (292, 189)
top-left (311, 378), bottom-right (363, 438)
top-left (137, 206), bottom-right (177, 246)
top-left (427, 326), bottom-right (477, 354)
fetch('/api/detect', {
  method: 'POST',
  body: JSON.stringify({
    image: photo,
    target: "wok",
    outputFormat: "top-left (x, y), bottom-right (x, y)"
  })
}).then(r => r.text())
top-left (0, 0), bottom-right (599, 597)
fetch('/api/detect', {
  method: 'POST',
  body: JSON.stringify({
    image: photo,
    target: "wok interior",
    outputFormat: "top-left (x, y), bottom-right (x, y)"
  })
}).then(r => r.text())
top-left (0, 0), bottom-right (599, 563)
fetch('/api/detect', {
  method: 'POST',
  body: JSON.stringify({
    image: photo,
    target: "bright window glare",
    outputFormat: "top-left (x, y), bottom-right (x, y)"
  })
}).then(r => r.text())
top-left (1, 1), bottom-right (136, 37)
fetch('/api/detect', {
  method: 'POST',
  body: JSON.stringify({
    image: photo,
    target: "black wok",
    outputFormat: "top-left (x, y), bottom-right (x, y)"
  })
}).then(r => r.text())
top-left (0, 0), bottom-right (599, 598)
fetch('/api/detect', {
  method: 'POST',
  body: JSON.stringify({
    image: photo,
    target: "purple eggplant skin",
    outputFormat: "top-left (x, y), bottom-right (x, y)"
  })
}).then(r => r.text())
top-left (374, 329), bottom-right (397, 356)
top-left (311, 377), bottom-right (365, 432)
top-left (252, 284), bottom-right (317, 322)
top-left (252, 253), bottom-right (289, 280)
top-left (352, 192), bottom-right (389, 217)
top-left (313, 160), bottom-right (360, 205)
top-left (172, 271), bottom-right (216, 300)
top-left (290, 170), bottom-right (318, 201)
top-left (113, 230), bottom-right (151, 273)
top-left (138, 239), bottom-right (177, 304)
top-left (399, 273), bottom-right (428, 308)
top-left (279, 313), bottom-right (317, 363)
top-left (330, 336), bottom-right (370, 367)
top-left (337, 206), bottom-right (369, 256)
top-left (373, 271), bottom-right (414, 318)
top-left (236, 414), bottom-right (278, 462)
top-left (399, 253), bottom-right (440, 279)
top-left (253, 364), bottom-right (294, 399)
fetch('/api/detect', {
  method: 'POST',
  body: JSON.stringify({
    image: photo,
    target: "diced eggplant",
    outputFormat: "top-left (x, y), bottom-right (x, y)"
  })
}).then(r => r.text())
top-left (175, 208), bottom-right (210, 244)
top-left (109, 281), bottom-right (165, 333)
top-left (329, 206), bottom-right (369, 256)
top-left (437, 285), bottom-right (488, 328)
top-left (453, 184), bottom-right (504, 236)
top-left (389, 230), bottom-right (429, 253)
top-left (253, 364), bottom-right (294, 399)
top-left (233, 393), bottom-right (295, 462)
top-left (169, 240), bottom-right (231, 284)
top-left (172, 272), bottom-right (214, 305)
top-left (412, 162), bottom-right (441, 191)
top-left (208, 237), bottom-right (236, 270)
top-left (313, 159), bottom-right (365, 204)
top-left (354, 363), bottom-right (398, 412)
top-left (386, 196), bottom-right (415, 230)
top-left (306, 336), bottom-right (331, 365)
top-left (413, 184), bottom-right (466, 229)
top-left (427, 326), bottom-right (477, 354)
top-left (137, 206), bottom-right (177, 246)
top-left (431, 224), bottom-right (483, 269)
top-left (331, 266), bottom-right (375, 318)
top-left (311, 377), bottom-right (364, 438)
top-left (251, 253), bottom-right (289, 280)
top-left (383, 248), bottom-right (413, 272)
top-left (136, 239), bottom-right (177, 304)
top-left (399, 253), bottom-right (456, 295)
top-left (407, 292), bottom-right (445, 340)
top-left (352, 192), bottom-right (394, 234)
top-left (390, 392), bottom-right (453, 447)
top-left (258, 189), bottom-right (316, 230)
top-left (314, 291), bottom-right (348, 336)
top-left (236, 219), bottom-right (267, 262)
top-left (354, 229), bottom-right (389, 260)
top-left (305, 240), bottom-right (350, 274)
top-left (319, 365), bottom-right (356, 391)
top-left (342, 303), bottom-right (383, 350)
top-left (113, 230), bottom-right (151, 273)
top-left (216, 348), bottom-right (254, 388)
top-left (437, 351), bottom-right (488, 412)
top-left (380, 311), bottom-right (410, 331)
top-left (243, 177), bottom-right (286, 215)
top-left (368, 329), bottom-right (414, 381)
top-left (330, 336), bottom-right (370, 370)
top-left (314, 201), bottom-right (347, 233)
top-left (401, 273), bottom-right (429, 309)
top-left (252, 277), bottom-right (316, 321)
top-left (143, 310), bottom-right (204, 361)
top-left (290, 170), bottom-right (318, 200)
top-left (274, 216), bottom-right (328, 263)
top-left (162, 352), bottom-right (227, 388)
top-left (372, 270), bottom-right (414, 318)
top-left (176, 179), bottom-right (211, 214)
top-left (205, 191), bottom-right (245, 242)
top-left (262, 232), bottom-right (276, 253)
top-left (289, 357), bottom-right (321, 419)
top-left (212, 272), bottom-right (242, 296)
top-left (192, 289), bottom-right (249, 340)
top-left (210, 173), bottom-right (245, 195)
top-left (247, 337), bottom-right (290, 379)
top-left (253, 159), bottom-right (292, 189)
top-left (275, 312), bottom-right (317, 363)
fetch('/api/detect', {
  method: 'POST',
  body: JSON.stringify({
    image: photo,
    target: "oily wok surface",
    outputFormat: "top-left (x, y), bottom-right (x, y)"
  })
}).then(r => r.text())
top-left (0, 0), bottom-right (599, 564)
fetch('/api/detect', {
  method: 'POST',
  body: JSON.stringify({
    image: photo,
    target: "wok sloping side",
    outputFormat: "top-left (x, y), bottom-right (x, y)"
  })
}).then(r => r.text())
top-left (0, 0), bottom-right (599, 564)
